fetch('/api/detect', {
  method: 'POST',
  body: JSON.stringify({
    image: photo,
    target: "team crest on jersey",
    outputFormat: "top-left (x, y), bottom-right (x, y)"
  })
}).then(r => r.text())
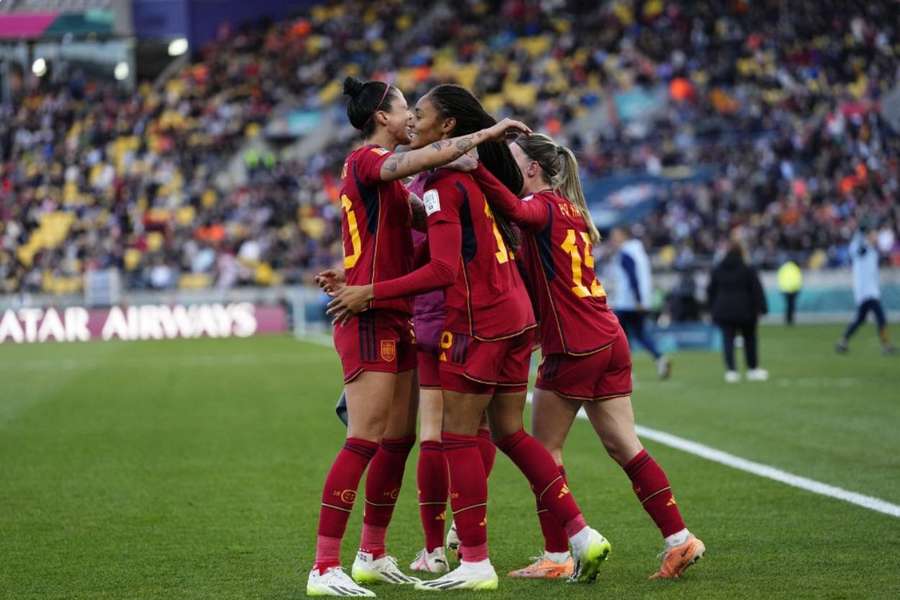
top-left (380, 339), bottom-right (397, 362)
top-left (371, 147), bottom-right (389, 156)
top-left (423, 189), bottom-right (441, 215)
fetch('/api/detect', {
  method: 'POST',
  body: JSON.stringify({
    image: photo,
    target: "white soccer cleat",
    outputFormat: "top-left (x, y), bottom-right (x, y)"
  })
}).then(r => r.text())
top-left (445, 521), bottom-right (460, 555)
top-left (307, 566), bottom-right (376, 597)
top-left (414, 559), bottom-right (499, 592)
top-left (351, 552), bottom-right (420, 586)
top-left (724, 370), bottom-right (740, 383)
top-left (746, 368), bottom-right (769, 382)
top-left (569, 527), bottom-right (611, 583)
top-left (410, 547), bottom-right (450, 574)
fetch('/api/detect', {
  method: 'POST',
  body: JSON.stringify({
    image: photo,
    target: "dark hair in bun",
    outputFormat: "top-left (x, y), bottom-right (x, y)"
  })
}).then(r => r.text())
top-left (343, 76), bottom-right (396, 138)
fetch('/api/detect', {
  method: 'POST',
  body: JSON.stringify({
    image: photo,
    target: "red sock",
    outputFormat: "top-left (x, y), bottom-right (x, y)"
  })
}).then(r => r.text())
top-left (623, 449), bottom-right (686, 537)
top-left (476, 428), bottom-right (497, 477)
top-left (496, 430), bottom-right (583, 533)
top-left (443, 432), bottom-right (488, 563)
top-left (536, 465), bottom-right (570, 553)
top-left (316, 437), bottom-right (378, 572)
top-left (360, 436), bottom-right (415, 558)
top-left (417, 441), bottom-right (449, 552)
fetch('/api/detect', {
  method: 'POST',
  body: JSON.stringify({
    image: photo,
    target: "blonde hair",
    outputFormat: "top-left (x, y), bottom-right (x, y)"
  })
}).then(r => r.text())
top-left (514, 133), bottom-right (600, 243)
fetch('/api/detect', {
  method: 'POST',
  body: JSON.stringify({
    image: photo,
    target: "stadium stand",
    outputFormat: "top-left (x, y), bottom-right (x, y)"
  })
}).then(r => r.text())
top-left (1, 0), bottom-right (897, 294)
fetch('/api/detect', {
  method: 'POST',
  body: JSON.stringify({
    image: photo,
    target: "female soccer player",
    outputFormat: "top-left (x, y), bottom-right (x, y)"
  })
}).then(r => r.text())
top-left (307, 76), bottom-right (531, 598)
top-left (327, 84), bottom-right (611, 592)
top-left (469, 132), bottom-right (705, 581)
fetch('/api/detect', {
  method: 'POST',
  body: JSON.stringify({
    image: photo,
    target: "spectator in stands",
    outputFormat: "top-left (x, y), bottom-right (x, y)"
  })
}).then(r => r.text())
top-left (707, 240), bottom-right (769, 383)
top-left (607, 227), bottom-right (671, 379)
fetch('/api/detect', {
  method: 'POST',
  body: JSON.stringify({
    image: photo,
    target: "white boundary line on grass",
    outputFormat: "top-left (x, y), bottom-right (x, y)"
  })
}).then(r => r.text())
top-left (631, 423), bottom-right (900, 519)
top-left (296, 335), bottom-right (900, 519)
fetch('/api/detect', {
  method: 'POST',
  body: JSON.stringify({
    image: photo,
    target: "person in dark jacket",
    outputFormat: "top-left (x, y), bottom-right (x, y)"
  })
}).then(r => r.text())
top-left (707, 241), bottom-right (769, 383)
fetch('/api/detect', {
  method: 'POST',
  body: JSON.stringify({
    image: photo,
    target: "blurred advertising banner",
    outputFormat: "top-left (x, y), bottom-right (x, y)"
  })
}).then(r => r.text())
top-left (0, 303), bottom-right (288, 344)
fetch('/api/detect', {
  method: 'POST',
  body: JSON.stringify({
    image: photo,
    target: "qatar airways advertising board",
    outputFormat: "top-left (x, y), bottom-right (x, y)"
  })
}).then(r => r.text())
top-left (0, 303), bottom-right (289, 344)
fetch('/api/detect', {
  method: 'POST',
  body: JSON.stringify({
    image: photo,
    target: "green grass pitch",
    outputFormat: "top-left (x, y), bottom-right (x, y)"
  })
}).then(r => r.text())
top-left (1, 324), bottom-right (899, 599)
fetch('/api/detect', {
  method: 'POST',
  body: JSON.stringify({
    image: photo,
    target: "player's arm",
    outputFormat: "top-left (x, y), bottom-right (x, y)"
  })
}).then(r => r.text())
top-left (326, 222), bottom-right (460, 323)
top-left (378, 118), bottom-right (531, 181)
top-left (469, 162), bottom-right (547, 229)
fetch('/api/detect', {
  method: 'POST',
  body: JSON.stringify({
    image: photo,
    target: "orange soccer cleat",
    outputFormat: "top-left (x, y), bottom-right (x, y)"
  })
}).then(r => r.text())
top-left (508, 554), bottom-right (574, 579)
top-left (649, 535), bottom-right (705, 580)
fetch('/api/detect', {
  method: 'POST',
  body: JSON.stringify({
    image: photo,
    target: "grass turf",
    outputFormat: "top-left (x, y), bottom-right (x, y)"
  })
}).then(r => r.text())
top-left (1, 324), bottom-right (899, 599)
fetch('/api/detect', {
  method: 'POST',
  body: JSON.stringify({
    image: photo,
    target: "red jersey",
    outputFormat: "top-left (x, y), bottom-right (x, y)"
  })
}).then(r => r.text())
top-left (339, 145), bottom-right (414, 315)
top-left (372, 168), bottom-right (535, 341)
top-left (471, 166), bottom-right (620, 355)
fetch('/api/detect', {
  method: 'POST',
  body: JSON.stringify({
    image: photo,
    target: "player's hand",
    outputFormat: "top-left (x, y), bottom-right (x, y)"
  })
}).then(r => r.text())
top-left (315, 268), bottom-right (346, 296)
top-left (447, 148), bottom-right (479, 172)
top-left (485, 117), bottom-right (531, 141)
top-left (326, 284), bottom-right (374, 325)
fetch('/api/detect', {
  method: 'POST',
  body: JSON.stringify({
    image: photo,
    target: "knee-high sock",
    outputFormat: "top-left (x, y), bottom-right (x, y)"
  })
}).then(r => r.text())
top-left (496, 430), bottom-right (586, 537)
top-left (360, 436), bottom-right (415, 558)
top-left (443, 432), bottom-right (489, 562)
top-left (476, 428), bottom-right (496, 477)
top-left (623, 449), bottom-right (686, 538)
top-left (316, 437), bottom-right (378, 571)
top-left (417, 441), bottom-right (449, 552)
top-left (536, 465), bottom-right (570, 553)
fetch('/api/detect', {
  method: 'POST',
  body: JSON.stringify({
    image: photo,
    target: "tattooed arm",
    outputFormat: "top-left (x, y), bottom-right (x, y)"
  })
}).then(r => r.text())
top-left (379, 117), bottom-right (531, 181)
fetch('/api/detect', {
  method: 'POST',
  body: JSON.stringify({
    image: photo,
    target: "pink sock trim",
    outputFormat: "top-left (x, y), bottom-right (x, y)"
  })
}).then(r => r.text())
top-left (460, 541), bottom-right (489, 563)
top-left (315, 534), bottom-right (342, 571)
top-left (359, 524), bottom-right (387, 558)
top-left (564, 514), bottom-right (588, 539)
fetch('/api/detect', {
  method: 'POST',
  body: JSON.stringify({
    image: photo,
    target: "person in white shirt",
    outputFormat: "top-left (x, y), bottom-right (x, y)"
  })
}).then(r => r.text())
top-left (836, 226), bottom-right (895, 355)
top-left (607, 228), bottom-right (671, 378)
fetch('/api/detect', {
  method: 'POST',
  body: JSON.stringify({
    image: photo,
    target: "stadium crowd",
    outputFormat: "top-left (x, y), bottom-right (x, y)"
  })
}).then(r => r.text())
top-left (1, 0), bottom-right (897, 294)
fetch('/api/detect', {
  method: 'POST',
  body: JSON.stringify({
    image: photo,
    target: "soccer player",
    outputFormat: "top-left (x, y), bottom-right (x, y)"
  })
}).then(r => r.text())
top-left (835, 226), bottom-right (895, 355)
top-left (328, 85), bottom-right (611, 592)
top-left (469, 132), bottom-right (705, 580)
top-left (307, 76), bottom-right (533, 598)
top-left (607, 228), bottom-right (672, 379)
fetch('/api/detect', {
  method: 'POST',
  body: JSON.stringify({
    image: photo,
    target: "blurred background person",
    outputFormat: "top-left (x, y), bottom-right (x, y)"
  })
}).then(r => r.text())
top-left (836, 226), bottom-right (896, 355)
top-left (777, 260), bottom-right (803, 326)
top-left (608, 228), bottom-right (671, 379)
top-left (707, 241), bottom-right (769, 383)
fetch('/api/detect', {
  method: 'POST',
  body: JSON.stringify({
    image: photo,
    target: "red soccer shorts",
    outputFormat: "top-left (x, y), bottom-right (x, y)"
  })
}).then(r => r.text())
top-left (536, 327), bottom-right (632, 401)
top-left (417, 349), bottom-right (441, 389)
top-left (438, 329), bottom-right (534, 395)
top-left (333, 310), bottom-right (416, 383)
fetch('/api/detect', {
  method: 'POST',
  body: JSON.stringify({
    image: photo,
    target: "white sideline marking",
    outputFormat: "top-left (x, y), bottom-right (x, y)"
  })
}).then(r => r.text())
top-left (528, 394), bottom-right (900, 519)
top-left (298, 335), bottom-right (900, 519)
top-left (632, 424), bottom-right (900, 518)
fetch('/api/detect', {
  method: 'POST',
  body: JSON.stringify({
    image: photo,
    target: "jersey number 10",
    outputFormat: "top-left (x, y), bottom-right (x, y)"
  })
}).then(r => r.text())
top-left (561, 229), bottom-right (605, 298)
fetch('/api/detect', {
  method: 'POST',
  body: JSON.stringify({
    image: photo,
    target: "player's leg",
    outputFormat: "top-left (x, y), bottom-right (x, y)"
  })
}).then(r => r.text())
top-left (490, 389), bottom-right (610, 583)
top-left (871, 300), bottom-right (895, 353)
top-left (312, 371), bottom-right (395, 592)
top-left (719, 321), bottom-right (739, 381)
top-left (838, 300), bottom-right (871, 352)
top-left (411, 378), bottom-right (450, 574)
top-left (507, 388), bottom-right (579, 579)
top-left (415, 386), bottom-right (498, 591)
top-left (354, 369), bottom-right (417, 574)
top-left (743, 320), bottom-right (768, 381)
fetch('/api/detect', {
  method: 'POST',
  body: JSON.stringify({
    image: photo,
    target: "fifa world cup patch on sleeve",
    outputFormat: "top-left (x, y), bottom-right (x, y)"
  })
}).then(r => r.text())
top-left (423, 190), bottom-right (441, 215)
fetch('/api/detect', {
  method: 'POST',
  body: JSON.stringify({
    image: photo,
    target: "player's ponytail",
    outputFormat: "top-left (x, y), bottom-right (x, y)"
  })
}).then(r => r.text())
top-left (514, 133), bottom-right (600, 244)
top-left (426, 84), bottom-right (523, 250)
top-left (343, 76), bottom-right (395, 138)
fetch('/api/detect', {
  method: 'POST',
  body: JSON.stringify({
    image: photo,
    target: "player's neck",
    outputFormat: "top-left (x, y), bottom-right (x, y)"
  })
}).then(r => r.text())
top-left (521, 178), bottom-right (551, 197)
top-left (366, 131), bottom-right (398, 152)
